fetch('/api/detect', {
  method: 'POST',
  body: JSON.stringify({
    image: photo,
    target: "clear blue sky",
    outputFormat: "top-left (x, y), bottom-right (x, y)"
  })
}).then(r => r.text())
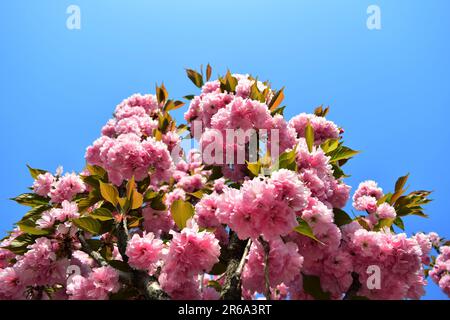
top-left (0, 0), bottom-right (449, 299)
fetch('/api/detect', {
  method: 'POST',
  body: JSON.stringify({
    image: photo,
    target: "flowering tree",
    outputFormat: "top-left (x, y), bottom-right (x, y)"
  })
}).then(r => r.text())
top-left (1, 66), bottom-right (449, 300)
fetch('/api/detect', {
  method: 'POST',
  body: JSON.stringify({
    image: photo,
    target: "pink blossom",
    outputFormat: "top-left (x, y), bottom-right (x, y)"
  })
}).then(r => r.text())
top-left (289, 113), bottom-right (340, 145)
top-left (353, 195), bottom-right (378, 213)
top-left (376, 203), bottom-right (396, 219)
top-left (125, 232), bottom-right (164, 274)
top-left (353, 180), bottom-right (384, 202)
top-left (163, 223), bottom-right (220, 277)
top-left (67, 266), bottom-right (120, 300)
top-left (0, 268), bottom-right (24, 299)
top-left (142, 207), bottom-right (174, 236)
top-left (242, 238), bottom-right (304, 293)
top-left (50, 173), bottom-right (86, 203)
top-left (32, 172), bottom-right (55, 197)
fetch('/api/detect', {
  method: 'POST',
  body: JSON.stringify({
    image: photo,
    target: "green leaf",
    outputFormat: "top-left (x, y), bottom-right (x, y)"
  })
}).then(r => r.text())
top-left (275, 148), bottom-right (297, 171)
top-left (170, 199), bottom-right (195, 230)
top-left (331, 164), bottom-right (348, 179)
top-left (72, 217), bottom-right (102, 235)
top-left (19, 204), bottom-right (52, 222)
top-left (377, 193), bottom-right (392, 205)
top-left (390, 173), bottom-right (409, 204)
top-left (188, 190), bottom-right (205, 199)
top-left (186, 69), bottom-right (204, 88)
top-left (302, 274), bottom-right (330, 300)
top-left (305, 122), bottom-right (315, 152)
top-left (99, 181), bottom-right (119, 207)
top-left (130, 190), bottom-right (144, 210)
top-left (176, 124), bottom-right (188, 135)
top-left (143, 190), bottom-right (158, 202)
top-left (11, 193), bottom-right (48, 207)
top-left (328, 145), bottom-right (359, 163)
top-left (375, 218), bottom-right (394, 231)
top-left (164, 100), bottom-right (185, 112)
top-left (355, 216), bottom-right (370, 230)
top-left (90, 208), bottom-right (114, 221)
top-left (17, 219), bottom-right (51, 235)
top-left (246, 161), bottom-right (261, 177)
top-left (320, 139), bottom-right (339, 154)
top-left (270, 105), bottom-right (286, 116)
top-left (155, 83), bottom-right (168, 104)
top-left (183, 95), bottom-right (195, 100)
top-left (206, 64), bottom-right (212, 81)
top-left (333, 208), bottom-right (352, 227)
top-left (3, 233), bottom-right (38, 255)
top-left (77, 192), bottom-right (101, 213)
top-left (85, 164), bottom-right (106, 179)
top-left (219, 70), bottom-right (238, 93)
top-left (395, 174), bottom-right (409, 193)
top-left (150, 193), bottom-right (167, 211)
top-left (268, 87), bottom-right (285, 112)
top-left (293, 219), bottom-right (323, 244)
top-left (249, 81), bottom-right (265, 102)
top-left (313, 105), bottom-right (330, 117)
top-left (26, 165), bottom-right (47, 180)
top-left (393, 217), bottom-right (405, 230)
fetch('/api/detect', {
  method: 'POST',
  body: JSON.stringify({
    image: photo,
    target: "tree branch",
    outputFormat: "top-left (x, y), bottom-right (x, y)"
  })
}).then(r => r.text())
top-left (220, 232), bottom-right (249, 300)
top-left (259, 237), bottom-right (271, 300)
top-left (343, 272), bottom-right (361, 300)
top-left (78, 232), bottom-right (108, 267)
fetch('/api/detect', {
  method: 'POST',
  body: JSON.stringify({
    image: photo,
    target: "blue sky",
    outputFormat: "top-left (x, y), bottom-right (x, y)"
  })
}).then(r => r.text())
top-left (0, 0), bottom-right (449, 299)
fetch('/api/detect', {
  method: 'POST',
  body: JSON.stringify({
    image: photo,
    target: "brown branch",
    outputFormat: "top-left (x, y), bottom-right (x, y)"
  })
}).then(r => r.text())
top-left (220, 232), bottom-right (249, 300)
top-left (78, 232), bottom-right (108, 267)
top-left (259, 237), bottom-right (271, 300)
top-left (343, 272), bottom-right (361, 300)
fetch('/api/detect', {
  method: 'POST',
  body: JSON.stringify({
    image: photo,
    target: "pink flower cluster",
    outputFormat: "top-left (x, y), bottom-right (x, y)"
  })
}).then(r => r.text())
top-left (352, 180), bottom-right (396, 227)
top-left (430, 245), bottom-right (450, 297)
top-left (342, 224), bottom-right (430, 299)
top-left (125, 232), bottom-right (164, 274)
top-left (0, 237), bottom-right (69, 299)
top-left (85, 94), bottom-right (176, 186)
top-left (67, 266), bottom-right (120, 300)
top-left (33, 171), bottom-right (86, 203)
top-left (242, 238), bottom-right (304, 294)
top-left (36, 201), bottom-right (79, 229)
top-left (214, 169), bottom-right (310, 241)
top-left (185, 75), bottom-right (296, 181)
top-left (289, 113), bottom-right (340, 145)
top-left (159, 222), bottom-right (220, 299)
top-left (295, 139), bottom-right (351, 209)
top-left (3, 71), bottom-right (447, 301)
top-left (86, 133), bottom-right (174, 187)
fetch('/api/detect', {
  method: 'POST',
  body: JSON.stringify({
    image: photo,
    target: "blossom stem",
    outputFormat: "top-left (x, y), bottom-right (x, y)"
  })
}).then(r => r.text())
top-left (259, 237), bottom-right (271, 300)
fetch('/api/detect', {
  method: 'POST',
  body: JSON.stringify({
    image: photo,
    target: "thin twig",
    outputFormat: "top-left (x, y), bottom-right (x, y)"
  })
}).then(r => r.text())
top-left (259, 236), bottom-right (271, 300)
top-left (236, 239), bottom-right (252, 276)
top-left (78, 232), bottom-right (108, 267)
